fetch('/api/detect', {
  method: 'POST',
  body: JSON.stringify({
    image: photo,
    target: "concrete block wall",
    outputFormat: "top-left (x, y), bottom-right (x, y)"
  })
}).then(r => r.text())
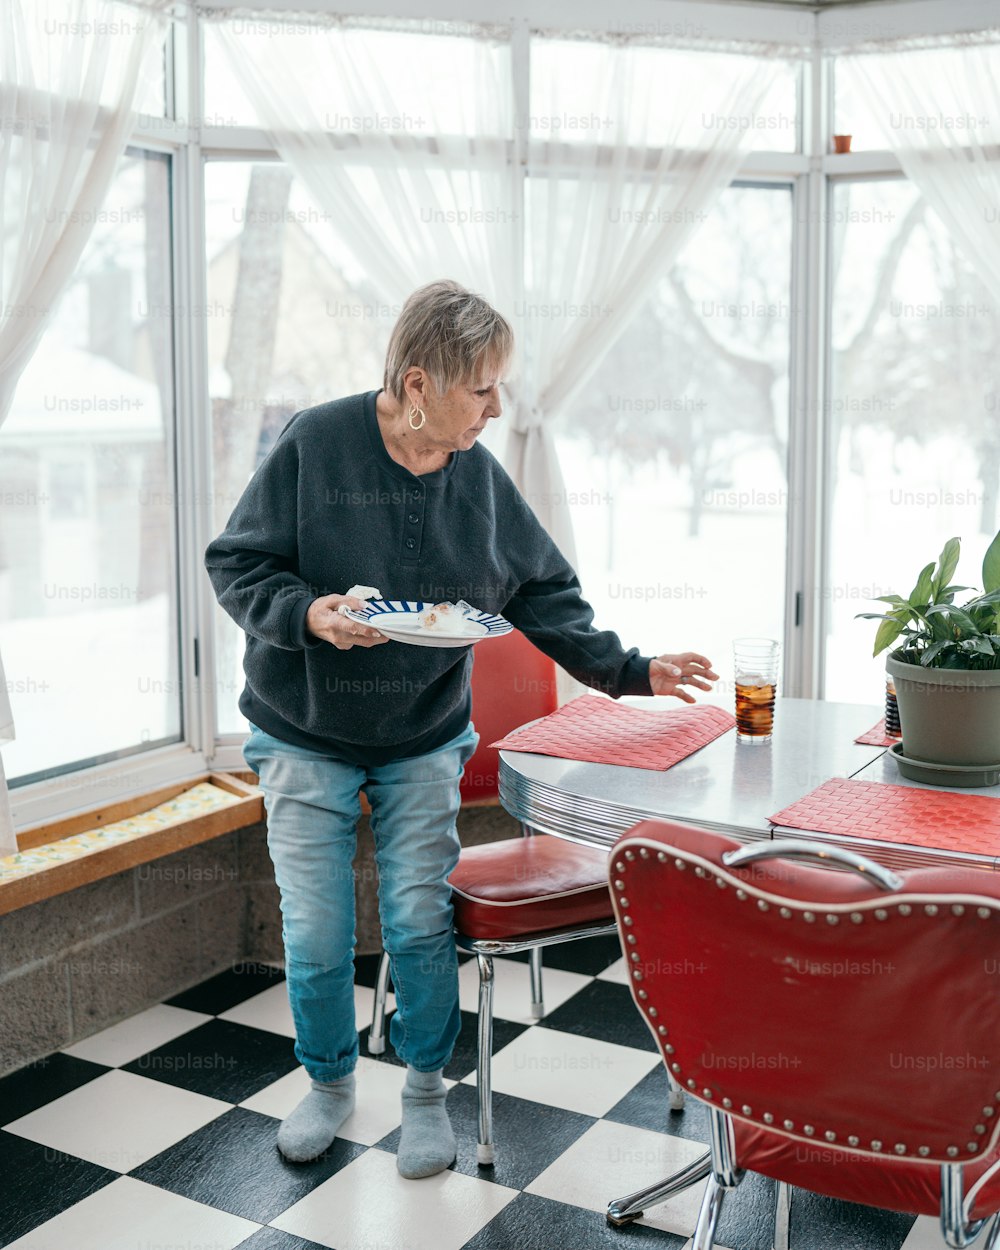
top-left (0, 804), bottom-right (518, 1076)
top-left (0, 830), bottom-right (248, 1077)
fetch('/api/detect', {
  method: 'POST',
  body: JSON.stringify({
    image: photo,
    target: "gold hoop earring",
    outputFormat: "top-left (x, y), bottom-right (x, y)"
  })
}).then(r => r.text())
top-left (407, 403), bottom-right (427, 431)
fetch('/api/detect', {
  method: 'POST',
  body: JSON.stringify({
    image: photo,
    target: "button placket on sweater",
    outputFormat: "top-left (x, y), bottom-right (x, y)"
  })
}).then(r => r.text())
top-left (401, 484), bottom-right (425, 564)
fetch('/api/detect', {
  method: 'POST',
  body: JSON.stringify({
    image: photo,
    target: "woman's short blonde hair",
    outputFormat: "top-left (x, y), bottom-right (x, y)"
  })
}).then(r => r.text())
top-left (383, 280), bottom-right (514, 404)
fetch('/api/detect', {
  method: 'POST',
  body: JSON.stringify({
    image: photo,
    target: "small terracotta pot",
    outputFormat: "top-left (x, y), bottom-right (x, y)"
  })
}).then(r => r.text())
top-left (832, 134), bottom-right (853, 154)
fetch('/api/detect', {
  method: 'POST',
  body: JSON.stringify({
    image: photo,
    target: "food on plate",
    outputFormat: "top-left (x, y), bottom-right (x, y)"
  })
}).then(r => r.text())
top-left (416, 602), bottom-right (456, 631)
top-left (340, 596), bottom-right (490, 639)
top-left (415, 602), bottom-right (484, 636)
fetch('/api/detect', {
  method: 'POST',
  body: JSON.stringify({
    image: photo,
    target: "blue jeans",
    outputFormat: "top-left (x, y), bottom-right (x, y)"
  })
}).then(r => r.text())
top-left (243, 721), bottom-right (479, 1081)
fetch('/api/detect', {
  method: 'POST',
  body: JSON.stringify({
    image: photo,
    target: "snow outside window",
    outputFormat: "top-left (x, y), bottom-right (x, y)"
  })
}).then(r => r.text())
top-left (0, 149), bottom-right (181, 783)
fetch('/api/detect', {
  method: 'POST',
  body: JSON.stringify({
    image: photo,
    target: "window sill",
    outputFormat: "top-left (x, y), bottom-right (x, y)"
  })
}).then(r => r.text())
top-left (9, 744), bottom-right (212, 833)
top-left (1, 771), bottom-right (263, 916)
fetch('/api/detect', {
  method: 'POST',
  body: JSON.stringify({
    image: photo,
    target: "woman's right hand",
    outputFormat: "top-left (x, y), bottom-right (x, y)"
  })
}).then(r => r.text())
top-left (305, 595), bottom-right (390, 649)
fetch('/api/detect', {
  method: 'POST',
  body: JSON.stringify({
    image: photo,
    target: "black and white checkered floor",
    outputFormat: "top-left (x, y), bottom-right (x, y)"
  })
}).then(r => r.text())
top-left (1, 936), bottom-right (945, 1249)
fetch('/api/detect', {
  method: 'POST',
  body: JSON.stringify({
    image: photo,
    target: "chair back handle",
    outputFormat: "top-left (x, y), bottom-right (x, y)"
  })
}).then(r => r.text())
top-left (722, 839), bottom-right (903, 892)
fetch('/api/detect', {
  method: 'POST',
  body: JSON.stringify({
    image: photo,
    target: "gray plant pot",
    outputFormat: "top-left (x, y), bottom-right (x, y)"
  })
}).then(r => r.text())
top-left (886, 654), bottom-right (1000, 767)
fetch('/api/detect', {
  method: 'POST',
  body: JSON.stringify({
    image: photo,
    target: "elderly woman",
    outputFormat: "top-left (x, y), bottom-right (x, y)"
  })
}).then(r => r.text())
top-left (205, 279), bottom-right (717, 1179)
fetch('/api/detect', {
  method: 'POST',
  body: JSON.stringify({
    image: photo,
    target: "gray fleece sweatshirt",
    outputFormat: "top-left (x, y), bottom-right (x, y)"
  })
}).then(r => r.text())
top-left (205, 389), bottom-right (654, 764)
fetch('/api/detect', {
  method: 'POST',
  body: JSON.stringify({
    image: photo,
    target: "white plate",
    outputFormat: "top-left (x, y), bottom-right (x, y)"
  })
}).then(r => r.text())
top-left (343, 599), bottom-right (513, 649)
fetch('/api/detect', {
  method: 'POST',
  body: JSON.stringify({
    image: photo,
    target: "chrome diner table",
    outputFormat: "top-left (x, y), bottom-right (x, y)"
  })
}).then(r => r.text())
top-left (499, 695), bottom-right (1000, 873)
top-left (496, 695), bottom-right (1000, 1226)
top-left (499, 696), bottom-right (886, 853)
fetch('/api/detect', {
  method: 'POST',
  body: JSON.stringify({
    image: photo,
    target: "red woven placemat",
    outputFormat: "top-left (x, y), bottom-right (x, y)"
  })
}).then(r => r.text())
top-left (854, 718), bottom-right (901, 747)
top-left (490, 697), bottom-right (735, 771)
top-left (771, 777), bottom-right (1000, 857)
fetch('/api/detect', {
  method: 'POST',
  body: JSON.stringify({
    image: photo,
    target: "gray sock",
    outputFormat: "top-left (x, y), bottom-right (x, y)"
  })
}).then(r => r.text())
top-left (276, 1072), bottom-right (356, 1162)
top-left (396, 1066), bottom-right (455, 1179)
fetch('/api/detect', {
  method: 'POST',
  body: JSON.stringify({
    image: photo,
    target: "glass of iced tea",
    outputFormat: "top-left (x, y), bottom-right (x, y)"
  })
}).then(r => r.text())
top-left (733, 638), bottom-right (780, 743)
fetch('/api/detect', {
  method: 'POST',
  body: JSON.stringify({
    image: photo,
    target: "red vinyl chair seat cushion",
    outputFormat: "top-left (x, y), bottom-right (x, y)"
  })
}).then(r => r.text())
top-left (449, 837), bottom-right (614, 940)
top-left (734, 1122), bottom-right (1000, 1220)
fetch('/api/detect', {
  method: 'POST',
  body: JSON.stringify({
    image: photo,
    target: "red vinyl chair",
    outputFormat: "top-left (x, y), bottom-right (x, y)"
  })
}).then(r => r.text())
top-left (369, 836), bottom-right (620, 1165)
top-left (458, 627), bottom-right (559, 804)
top-left (444, 836), bottom-right (619, 1163)
top-left (606, 818), bottom-right (1000, 1248)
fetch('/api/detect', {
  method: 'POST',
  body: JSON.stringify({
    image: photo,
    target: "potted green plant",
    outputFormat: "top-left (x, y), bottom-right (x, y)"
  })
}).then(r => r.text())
top-left (858, 528), bottom-right (1000, 768)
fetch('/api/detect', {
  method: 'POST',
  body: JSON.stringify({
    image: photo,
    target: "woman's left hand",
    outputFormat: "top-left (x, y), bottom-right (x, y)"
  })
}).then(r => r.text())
top-left (649, 652), bottom-right (719, 703)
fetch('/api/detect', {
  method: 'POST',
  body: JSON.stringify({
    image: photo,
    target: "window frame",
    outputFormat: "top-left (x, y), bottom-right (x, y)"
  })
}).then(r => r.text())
top-left (14, 0), bottom-right (996, 823)
top-left (6, 20), bottom-right (211, 829)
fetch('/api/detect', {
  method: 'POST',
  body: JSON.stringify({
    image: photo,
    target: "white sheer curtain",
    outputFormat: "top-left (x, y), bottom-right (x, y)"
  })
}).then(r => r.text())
top-left (209, 18), bottom-right (793, 560)
top-left (210, 15), bottom-right (548, 528)
top-left (0, 0), bottom-right (169, 853)
top-left (209, 21), bottom-right (520, 345)
top-left (511, 37), bottom-right (792, 561)
top-left (843, 38), bottom-right (1000, 301)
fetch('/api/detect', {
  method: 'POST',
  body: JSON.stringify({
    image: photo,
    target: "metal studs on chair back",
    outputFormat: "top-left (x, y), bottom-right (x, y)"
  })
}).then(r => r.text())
top-left (608, 818), bottom-right (1000, 1250)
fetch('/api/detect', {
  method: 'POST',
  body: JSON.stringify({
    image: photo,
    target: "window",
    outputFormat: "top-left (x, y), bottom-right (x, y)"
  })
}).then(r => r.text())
top-left (834, 59), bottom-right (880, 151)
top-left (202, 20), bottom-right (511, 135)
top-left (549, 183), bottom-right (793, 673)
top-left (835, 45), bottom-right (1000, 151)
top-left (205, 162), bottom-right (395, 734)
top-left (0, 149), bottom-right (180, 784)
top-left (824, 178), bottom-right (999, 701)
top-left (135, 27), bottom-right (168, 117)
top-left (531, 39), bottom-right (801, 152)
top-left (19, 11), bottom-right (1000, 806)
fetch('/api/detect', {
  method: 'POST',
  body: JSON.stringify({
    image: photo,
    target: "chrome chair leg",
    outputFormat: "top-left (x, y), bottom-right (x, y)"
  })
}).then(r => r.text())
top-left (606, 1149), bottom-right (712, 1225)
top-left (476, 952), bottom-right (496, 1165)
top-left (521, 821), bottom-right (545, 1020)
top-left (942, 1163), bottom-right (989, 1248)
top-left (529, 946), bottom-right (545, 1019)
top-left (667, 1071), bottom-right (686, 1111)
top-left (692, 1174), bottom-right (727, 1250)
top-left (985, 1215), bottom-right (1000, 1250)
top-left (368, 950), bottom-right (391, 1055)
top-left (773, 1180), bottom-right (791, 1250)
